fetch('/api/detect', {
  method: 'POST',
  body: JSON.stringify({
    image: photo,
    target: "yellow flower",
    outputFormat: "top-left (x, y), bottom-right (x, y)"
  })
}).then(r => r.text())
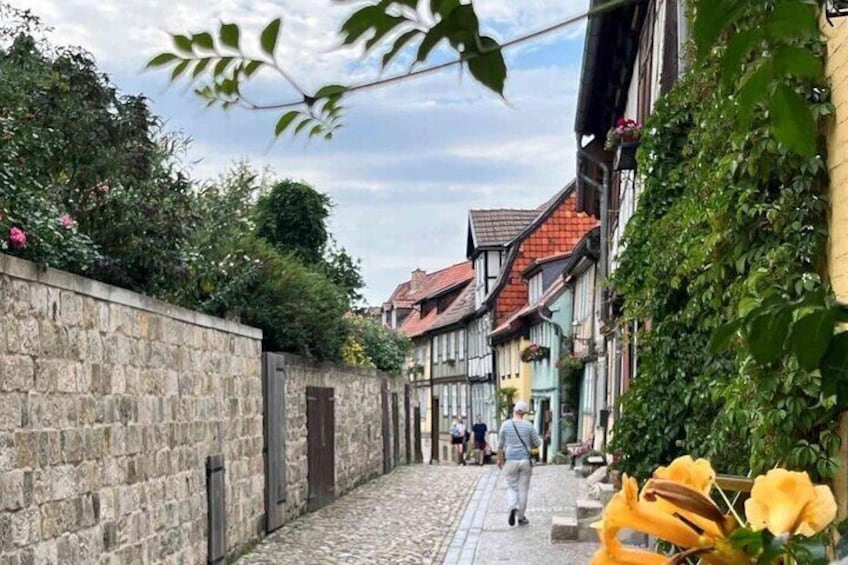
top-left (590, 515), bottom-right (668, 565)
top-left (653, 455), bottom-right (715, 496)
top-left (744, 469), bottom-right (837, 537)
top-left (602, 475), bottom-right (705, 549)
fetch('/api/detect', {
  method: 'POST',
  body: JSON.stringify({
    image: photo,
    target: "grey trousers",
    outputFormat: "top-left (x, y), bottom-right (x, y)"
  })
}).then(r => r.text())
top-left (503, 459), bottom-right (533, 519)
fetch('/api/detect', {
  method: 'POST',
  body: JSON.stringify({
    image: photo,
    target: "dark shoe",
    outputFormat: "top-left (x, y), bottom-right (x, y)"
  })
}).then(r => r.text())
top-left (518, 517), bottom-right (529, 526)
top-left (508, 508), bottom-right (517, 527)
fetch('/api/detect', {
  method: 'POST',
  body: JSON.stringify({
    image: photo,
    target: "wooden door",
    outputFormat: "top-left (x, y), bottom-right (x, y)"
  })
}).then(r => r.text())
top-left (306, 386), bottom-right (335, 511)
top-left (262, 353), bottom-right (287, 532)
top-left (404, 385), bottom-right (412, 464)
top-left (431, 397), bottom-right (440, 463)
top-left (392, 392), bottom-right (400, 467)
top-left (381, 380), bottom-right (391, 474)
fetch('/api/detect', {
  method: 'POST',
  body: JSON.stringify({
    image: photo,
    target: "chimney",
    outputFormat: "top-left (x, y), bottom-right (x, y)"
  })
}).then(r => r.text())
top-left (410, 268), bottom-right (426, 291)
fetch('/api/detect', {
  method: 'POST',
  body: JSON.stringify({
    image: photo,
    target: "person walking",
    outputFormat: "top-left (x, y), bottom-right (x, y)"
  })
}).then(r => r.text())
top-left (497, 401), bottom-right (542, 527)
top-left (471, 415), bottom-right (488, 466)
top-left (450, 418), bottom-right (467, 465)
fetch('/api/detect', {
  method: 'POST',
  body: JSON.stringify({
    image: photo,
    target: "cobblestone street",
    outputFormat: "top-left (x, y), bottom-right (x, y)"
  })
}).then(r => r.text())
top-left (237, 465), bottom-right (485, 565)
top-left (237, 464), bottom-right (599, 565)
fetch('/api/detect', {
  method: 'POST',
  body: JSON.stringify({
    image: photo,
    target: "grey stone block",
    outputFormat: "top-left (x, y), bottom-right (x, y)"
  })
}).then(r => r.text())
top-left (550, 515), bottom-right (579, 543)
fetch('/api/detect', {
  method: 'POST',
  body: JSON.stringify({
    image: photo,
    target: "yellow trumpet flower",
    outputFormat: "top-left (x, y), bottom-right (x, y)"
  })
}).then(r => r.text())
top-left (744, 469), bottom-right (837, 537)
top-left (653, 455), bottom-right (716, 495)
top-left (601, 475), bottom-right (705, 549)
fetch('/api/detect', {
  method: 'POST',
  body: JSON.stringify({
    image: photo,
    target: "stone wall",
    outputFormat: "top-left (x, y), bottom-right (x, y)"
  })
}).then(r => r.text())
top-left (276, 354), bottom-right (408, 520)
top-left (0, 254), bottom-right (264, 564)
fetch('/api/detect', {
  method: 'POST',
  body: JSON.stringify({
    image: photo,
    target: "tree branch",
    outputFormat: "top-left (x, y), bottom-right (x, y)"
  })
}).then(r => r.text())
top-left (241, 0), bottom-right (641, 112)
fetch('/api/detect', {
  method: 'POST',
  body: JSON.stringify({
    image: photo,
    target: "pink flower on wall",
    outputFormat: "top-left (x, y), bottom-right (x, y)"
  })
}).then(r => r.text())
top-left (60, 214), bottom-right (74, 230)
top-left (9, 227), bottom-right (26, 248)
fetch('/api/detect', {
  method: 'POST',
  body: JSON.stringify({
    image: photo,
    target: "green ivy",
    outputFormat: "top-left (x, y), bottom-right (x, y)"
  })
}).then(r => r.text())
top-left (609, 13), bottom-right (839, 480)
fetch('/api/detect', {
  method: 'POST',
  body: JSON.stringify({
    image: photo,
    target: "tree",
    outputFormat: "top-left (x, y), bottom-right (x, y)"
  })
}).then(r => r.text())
top-left (254, 179), bottom-right (365, 304)
top-left (255, 179), bottom-right (330, 264)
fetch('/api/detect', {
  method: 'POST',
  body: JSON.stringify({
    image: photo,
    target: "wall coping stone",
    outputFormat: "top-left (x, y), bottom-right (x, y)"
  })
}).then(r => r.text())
top-left (0, 252), bottom-right (263, 340)
top-left (273, 352), bottom-right (399, 380)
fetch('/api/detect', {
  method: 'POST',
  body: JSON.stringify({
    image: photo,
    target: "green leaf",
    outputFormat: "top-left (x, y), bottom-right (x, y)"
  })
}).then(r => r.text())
top-left (770, 83), bottom-right (817, 158)
top-left (340, 5), bottom-right (385, 45)
top-left (721, 28), bottom-right (763, 91)
top-left (173, 34), bottom-right (193, 53)
top-left (294, 118), bottom-right (312, 135)
top-left (709, 319), bottom-right (742, 353)
top-left (244, 60), bottom-right (262, 77)
top-left (747, 307), bottom-right (792, 365)
top-left (220, 22), bottom-right (240, 50)
top-left (309, 124), bottom-right (323, 138)
top-left (430, 0), bottom-right (460, 19)
top-left (693, 0), bottom-right (744, 62)
top-left (192, 58), bottom-right (210, 77)
top-left (260, 18), bottom-right (282, 57)
top-left (365, 15), bottom-right (407, 52)
top-left (467, 36), bottom-right (506, 96)
top-left (789, 308), bottom-right (837, 371)
top-left (772, 46), bottom-right (824, 81)
top-left (766, 0), bottom-right (818, 42)
top-left (729, 527), bottom-right (765, 553)
top-left (737, 60), bottom-right (773, 128)
top-left (314, 84), bottom-right (347, 100)
top-left (213, 57), bottom-right (233, 77)
top-left (146, 53), bottom-right (179, 68)
top-left (821, 332), bottom-right (848, 407)
top-left (171, 60), bottom-right (190, 81)
top-left (274, 111), bottom-right (300, 136)
top-left (192, 32), bottom-right (215, 51)
top-left (382, 29), bottom-right (421, 67)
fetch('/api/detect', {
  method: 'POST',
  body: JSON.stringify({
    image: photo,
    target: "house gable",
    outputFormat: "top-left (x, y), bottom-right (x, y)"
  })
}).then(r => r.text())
top-left (488, 188), bottom-right (598, 325)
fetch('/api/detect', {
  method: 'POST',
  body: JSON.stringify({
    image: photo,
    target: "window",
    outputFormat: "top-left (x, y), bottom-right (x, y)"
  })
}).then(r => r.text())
top-left (442, 385), bottom-right (449, 416)
top-left (582, 364), bottom-right (595, 413)
top-left (435, 335), bottom-right (441, 363)
top-left (451, 384), bottom-right (458, 416)
top-left (458, 331), bottom-right (465, 359)
top-left (637, 1), bottom-right (655, 123)
top-left (460, 385), bottom-right (467, 418)
top-left (529, 273), bottom-right (544, 304)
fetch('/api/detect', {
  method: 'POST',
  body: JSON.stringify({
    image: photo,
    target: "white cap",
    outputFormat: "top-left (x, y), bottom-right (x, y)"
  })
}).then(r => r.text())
top-left (513, 401), bottom-right (528, 414)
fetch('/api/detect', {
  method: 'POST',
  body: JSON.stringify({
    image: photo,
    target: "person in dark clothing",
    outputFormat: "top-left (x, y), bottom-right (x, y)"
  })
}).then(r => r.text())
top-left (471, 415), bottom-right (488, 466)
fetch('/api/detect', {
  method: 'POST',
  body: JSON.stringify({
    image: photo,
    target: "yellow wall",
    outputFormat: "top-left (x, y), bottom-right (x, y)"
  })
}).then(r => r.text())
top-left (516, 337), bottom-right (533, 405)
top-left (824, 15), bottom-right (848, 520)
top-left (825, 19), bottom-right (848, 300)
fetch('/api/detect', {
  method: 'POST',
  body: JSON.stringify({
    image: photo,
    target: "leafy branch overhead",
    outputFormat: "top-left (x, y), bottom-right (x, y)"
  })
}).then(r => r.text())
top-left (693, 0), bottom-right (826, 157)
top-left (147, 0), bottom-right (506, 140)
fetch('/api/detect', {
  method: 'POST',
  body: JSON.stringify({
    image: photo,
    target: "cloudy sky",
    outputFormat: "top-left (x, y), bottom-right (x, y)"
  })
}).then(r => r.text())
top-left (25, 0), bottom-right (589, 305)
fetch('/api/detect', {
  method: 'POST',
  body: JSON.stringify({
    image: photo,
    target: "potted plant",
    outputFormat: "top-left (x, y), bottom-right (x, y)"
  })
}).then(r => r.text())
top-left (520, 343), bottom-right (550, 362)
top-left (605, 117), bottom-right (641, 171)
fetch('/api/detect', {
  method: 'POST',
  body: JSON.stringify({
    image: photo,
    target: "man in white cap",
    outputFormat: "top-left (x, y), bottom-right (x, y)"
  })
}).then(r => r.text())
top-left (497, 400), bottom-right (542, 526)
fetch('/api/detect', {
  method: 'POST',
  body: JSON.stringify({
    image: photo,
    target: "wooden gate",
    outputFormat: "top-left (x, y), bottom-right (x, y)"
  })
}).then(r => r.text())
top-left (391, 392), bottom-right (400, 466)
top-left (413, 406), bottom-right (422, 463)
top-left (381, 380), bottom-right (391, 474)
top-left (262, 353), bottom-right (287, 533)
top-left (404, 385), bottom-right (412, 464)
top-left (431, 397), bottom-right (440, 463)
top-left (306, 386), bottom-right (335, 512)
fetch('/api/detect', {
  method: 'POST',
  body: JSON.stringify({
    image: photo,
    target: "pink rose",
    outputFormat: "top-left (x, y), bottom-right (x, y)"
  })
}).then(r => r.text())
top-left (60, 214), bottom-right (74, 230)
top-left (9, 227), bottom-right (26, 248)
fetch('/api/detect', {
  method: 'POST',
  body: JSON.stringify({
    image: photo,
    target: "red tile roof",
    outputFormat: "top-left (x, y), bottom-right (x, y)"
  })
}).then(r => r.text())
top-left (489, 278), bottom-right (567, 340)
top-left (393, 261), bottom-right (474, 338)
top-left (385, 261), bottom-right (472, 309)
top-left (487, 182), bottom-right (598, 325)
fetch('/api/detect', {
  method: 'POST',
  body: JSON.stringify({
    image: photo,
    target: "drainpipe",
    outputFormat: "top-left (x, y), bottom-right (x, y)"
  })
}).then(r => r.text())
top-left (577, 144), bottom-right (611, 451)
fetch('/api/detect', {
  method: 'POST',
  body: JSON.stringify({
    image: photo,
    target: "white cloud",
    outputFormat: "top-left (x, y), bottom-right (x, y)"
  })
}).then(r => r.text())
top-left (19, 0), bottom-right (586, 304)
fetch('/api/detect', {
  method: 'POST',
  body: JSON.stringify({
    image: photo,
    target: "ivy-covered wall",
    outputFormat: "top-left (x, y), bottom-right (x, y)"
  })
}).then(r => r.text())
top-left (608, 33), bottom-right (840, 480)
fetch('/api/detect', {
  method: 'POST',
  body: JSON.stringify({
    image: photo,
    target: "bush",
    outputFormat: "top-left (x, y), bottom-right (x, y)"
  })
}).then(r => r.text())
top-left (342, 315), bottom-right (409, 373)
